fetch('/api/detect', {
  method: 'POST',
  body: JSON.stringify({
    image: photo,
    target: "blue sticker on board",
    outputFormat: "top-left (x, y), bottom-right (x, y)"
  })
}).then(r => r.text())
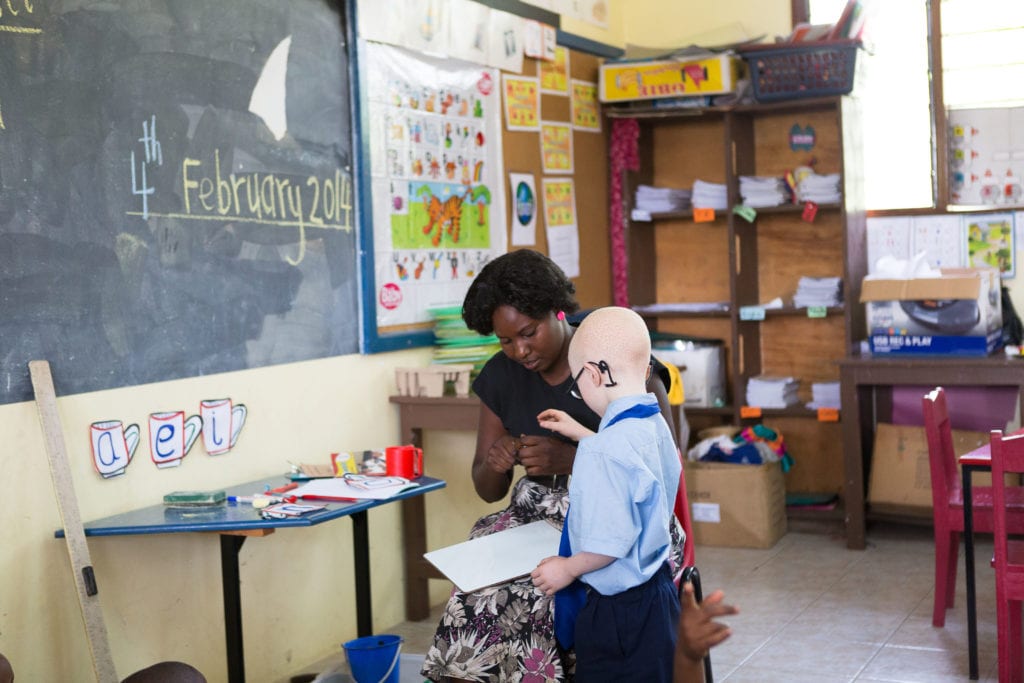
top-left (790, 124), bottom-right (816, 151)
top-left (515, 181), bottom-right (535, 226)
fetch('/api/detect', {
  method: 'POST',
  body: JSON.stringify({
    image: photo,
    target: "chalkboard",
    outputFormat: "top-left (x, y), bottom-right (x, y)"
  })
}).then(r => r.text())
top-left (0, 0), bottom-right (358, 405)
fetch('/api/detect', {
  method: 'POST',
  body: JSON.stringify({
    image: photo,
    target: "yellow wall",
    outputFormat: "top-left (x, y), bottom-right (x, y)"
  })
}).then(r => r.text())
top-left (560, 0), bottom-right (791, 50)
top-left (621, 0), bottom-right (791, 49)
top-left (3, 350), bottom-right (499, 681)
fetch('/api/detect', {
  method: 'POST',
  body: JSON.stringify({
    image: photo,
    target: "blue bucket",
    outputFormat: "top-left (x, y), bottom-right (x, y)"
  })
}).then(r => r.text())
top-left (342, 634), bottom-right (402, 683)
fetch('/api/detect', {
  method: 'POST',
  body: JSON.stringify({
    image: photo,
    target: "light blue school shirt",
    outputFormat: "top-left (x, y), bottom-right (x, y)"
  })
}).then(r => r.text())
top-left (568, 393), bottom-right (681, 596)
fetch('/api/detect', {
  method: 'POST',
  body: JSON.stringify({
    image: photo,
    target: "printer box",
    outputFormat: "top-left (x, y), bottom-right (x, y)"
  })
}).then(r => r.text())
top-left (653, 340), bottom-right (727, 407)
top-left (860, 267), bottom-right (1003, 356)
top-left (599, 55), bottom-right (744, 103)
top-left (683, 461), bottom-right (787, 549)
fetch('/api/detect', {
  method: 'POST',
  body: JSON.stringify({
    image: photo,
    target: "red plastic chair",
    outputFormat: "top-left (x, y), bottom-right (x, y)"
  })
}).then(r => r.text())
top-left (674, 454), bottom-right (713, 682)
top-left (989, 429), bottom-right (1024, 683)
top-left (923, 387), bottom-right (1024, 628)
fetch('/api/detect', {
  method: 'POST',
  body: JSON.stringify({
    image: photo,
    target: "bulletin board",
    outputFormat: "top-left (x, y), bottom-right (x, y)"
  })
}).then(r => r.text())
top-left (503, 49), bottom-right (613, 308)
top-left (360, 37), bottom-right (617, 351)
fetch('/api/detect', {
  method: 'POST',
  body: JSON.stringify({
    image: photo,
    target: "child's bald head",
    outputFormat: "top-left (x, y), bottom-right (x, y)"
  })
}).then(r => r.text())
top-left (570, 307), bottom-right (651, 398)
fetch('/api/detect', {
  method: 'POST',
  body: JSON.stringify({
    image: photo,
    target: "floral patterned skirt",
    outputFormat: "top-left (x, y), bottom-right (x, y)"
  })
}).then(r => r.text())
top-left (421, 477), bottom-right (685, 683)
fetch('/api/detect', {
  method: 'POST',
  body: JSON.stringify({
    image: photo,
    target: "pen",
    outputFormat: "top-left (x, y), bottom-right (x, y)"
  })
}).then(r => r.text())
top-left (266, 483), bottom-right (299, 494)
top-left (228, 495), bottom-right (286, 504)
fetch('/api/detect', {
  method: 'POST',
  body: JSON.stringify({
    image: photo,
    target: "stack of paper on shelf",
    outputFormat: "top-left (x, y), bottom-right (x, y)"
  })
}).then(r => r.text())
top-left (739, 175), bottom-right (790, 207)
top-left (692, 179), bottom-right (728, 210)
top-left (746, 375), bottom-right (800, 408)
top-left (635, 184), bottom-right (692, 213)
top-left (794, 171), bottom-right (841, 203)
top-left (792, 276), bottom-right (843, 307)
top-left (807, 381), bottom-right (841, 410)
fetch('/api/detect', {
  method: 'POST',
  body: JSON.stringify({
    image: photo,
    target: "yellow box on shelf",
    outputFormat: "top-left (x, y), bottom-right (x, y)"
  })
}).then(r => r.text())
top-left (599, 55), bottom-right (745, 103)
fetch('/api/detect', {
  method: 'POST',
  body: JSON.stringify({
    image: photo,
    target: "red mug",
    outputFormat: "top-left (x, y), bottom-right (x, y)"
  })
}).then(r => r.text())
top-left (385, 445), bottom-right (424, 479)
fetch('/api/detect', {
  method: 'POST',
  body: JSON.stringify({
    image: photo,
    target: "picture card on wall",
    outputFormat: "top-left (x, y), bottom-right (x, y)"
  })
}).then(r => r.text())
top-left (448, 0), bottom-right (491, 65)
top-left (503, 75), bottom-right (540, 131)
top-left (509, 173), bottom-right (538, 246)
top-left (540, 121), bottom-right (573, 174)
top-left (487, 9), bottom-right (524, 73)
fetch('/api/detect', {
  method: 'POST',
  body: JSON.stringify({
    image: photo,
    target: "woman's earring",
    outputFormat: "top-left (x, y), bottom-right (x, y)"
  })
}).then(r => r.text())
top-left (556, 311), bottom-right (566, 321)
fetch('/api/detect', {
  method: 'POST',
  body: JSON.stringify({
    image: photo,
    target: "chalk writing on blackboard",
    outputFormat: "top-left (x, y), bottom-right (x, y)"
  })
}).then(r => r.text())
top-left (0, 0), bottom-right (39, 35)
top-left (124, 115), bottom-right (353, 265)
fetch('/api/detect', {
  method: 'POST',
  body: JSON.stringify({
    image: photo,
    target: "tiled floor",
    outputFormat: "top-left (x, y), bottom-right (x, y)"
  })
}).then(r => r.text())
top-left (300, 523), bottom-right (1002, 682)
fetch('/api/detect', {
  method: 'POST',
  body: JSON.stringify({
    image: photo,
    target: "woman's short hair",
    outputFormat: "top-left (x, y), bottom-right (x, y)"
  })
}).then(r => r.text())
top-left (462, 250), bottom-right (579, 335)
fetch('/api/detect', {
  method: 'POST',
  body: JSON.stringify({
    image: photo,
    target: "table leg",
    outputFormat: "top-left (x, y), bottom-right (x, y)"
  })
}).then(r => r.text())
top-left (352, 510), bottom-right (372, 637)
top-left (962, 464), bottom-right (979, 680)
top-left (220, 535), bottom-right (247, 683)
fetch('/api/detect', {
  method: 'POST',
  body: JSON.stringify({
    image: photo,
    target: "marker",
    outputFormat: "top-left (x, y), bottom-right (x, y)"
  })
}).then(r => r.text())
top-left (227, 495), bottom-right (285, 504)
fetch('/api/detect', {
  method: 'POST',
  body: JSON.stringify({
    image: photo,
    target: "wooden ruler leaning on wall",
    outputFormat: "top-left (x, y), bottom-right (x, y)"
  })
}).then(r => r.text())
top-left (30, 360), bottom-right (118, 683)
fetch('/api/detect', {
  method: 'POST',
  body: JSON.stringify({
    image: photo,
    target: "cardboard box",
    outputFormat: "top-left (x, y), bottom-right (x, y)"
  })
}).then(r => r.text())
top-left (860, 267), bottom-right (1003, 356)
top-left (599, 55), bottom-right (744, 103)
top-left (653, 342), bottom-right (727, 407)
top-left (683, 461), bottom-right (787, 549)
top-left (868, 423), bottom-right (992, 516)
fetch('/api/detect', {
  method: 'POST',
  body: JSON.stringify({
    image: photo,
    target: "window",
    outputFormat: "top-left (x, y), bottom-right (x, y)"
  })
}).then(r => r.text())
top-left (810, 1), bottom-right (1024, 211)
top-left (810, 0), bottom-right (932, 211)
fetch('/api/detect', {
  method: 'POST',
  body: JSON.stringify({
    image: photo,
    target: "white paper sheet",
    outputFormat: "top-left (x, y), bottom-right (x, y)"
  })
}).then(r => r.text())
top-left (424, 520), bottom-right (562, 592)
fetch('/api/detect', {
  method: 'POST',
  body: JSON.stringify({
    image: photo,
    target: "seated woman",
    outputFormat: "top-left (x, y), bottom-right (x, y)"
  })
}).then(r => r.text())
top-left (421, 249), bottom-right (684, 682)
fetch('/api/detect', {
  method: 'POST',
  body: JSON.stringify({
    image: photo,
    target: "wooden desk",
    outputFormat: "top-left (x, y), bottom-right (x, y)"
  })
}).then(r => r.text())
top-left (839, 355), bottom-right (1024, 550)
top-left (390, 395), bottom-right (480, 621)
top-left (57, 475), bottom-right (446, 683)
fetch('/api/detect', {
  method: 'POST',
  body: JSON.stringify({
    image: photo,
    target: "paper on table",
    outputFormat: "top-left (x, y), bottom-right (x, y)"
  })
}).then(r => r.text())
top-left (291, 475), bottom-right (419, 501)
top-left (424, 520), bottom-right (562, 592)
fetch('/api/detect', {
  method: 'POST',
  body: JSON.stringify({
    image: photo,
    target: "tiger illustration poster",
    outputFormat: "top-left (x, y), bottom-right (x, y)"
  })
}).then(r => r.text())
top-left (366, 42), bottom-right (506, 327)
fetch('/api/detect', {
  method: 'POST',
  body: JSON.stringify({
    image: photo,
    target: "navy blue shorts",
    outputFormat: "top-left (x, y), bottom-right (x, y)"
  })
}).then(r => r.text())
top-left (574, 563), bottom-right (680, 682)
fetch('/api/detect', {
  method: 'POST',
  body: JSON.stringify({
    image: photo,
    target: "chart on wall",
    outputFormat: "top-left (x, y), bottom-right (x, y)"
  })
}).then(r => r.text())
top-left (948, 107), bottom-right (1024, 206)
top-left (365, 42), bottom-right (507, 327)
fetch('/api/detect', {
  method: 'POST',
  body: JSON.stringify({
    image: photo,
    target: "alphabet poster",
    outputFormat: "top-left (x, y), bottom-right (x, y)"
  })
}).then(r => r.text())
top-left (365, 43), bottom-right (507, 327)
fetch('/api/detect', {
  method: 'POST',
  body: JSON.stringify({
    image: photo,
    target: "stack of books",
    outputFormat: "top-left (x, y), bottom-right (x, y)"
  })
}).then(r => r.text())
top-left (793, 276), bottom-right (843, 308)
top-left (739, 175), bottom-right (790, 208)
top-left (794, 171), bottom-right (841, 204)
top-left (635, 184), bottom-right (692, 214)
top-left (692, 179), bottom-right (728, 210)
top-left (429, 306), bottom-right (500, 376)
top-left (807, 381), bottom-right (841, 410)
top-left (746, 375), bottom-right (800, 408)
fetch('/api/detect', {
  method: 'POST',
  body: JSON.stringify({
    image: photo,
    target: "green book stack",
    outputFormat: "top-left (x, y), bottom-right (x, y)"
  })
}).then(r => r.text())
top-left (429, 306), bottom-right (500, 377)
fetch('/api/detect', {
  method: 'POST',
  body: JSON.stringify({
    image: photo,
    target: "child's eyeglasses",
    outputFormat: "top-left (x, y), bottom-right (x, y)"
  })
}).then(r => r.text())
top-left (568, 360), bottom-right (618, 399)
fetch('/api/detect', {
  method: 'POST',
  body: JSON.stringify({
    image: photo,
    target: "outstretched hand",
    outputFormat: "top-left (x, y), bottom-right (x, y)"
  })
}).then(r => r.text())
top-left (537, 409), bottom-right (594, 443)
top-left (677, 582), bottom-right (738, 663)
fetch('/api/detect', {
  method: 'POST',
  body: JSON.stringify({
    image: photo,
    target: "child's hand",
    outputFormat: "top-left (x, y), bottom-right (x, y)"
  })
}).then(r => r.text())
top-left (676, 582), bottom-right (738, 663)
top-left (537, 409), bottom-right (594, 442)
top-left (530, 556), bottom-right (575, 596)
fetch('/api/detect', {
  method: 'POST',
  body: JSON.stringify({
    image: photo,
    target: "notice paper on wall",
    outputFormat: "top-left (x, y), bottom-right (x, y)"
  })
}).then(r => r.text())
top-left (424, 520), bottom-right (561, 592)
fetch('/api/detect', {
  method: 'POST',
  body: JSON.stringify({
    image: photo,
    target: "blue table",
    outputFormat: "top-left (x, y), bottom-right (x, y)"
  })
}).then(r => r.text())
top-left (56, 475), bottom-right (446, 683)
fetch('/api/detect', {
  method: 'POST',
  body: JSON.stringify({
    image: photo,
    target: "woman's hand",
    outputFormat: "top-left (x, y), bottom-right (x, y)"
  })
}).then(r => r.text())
top-left (483, 433), bottom-right (520, 475)
top-left (537, 409), bottom-right (594, 443)
top-left (516, 434), bottom-right (577, 476)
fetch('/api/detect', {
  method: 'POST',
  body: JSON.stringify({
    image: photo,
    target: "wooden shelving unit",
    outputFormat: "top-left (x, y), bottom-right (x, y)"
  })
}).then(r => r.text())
top-left (610, 96), bottom-right (866, 522)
